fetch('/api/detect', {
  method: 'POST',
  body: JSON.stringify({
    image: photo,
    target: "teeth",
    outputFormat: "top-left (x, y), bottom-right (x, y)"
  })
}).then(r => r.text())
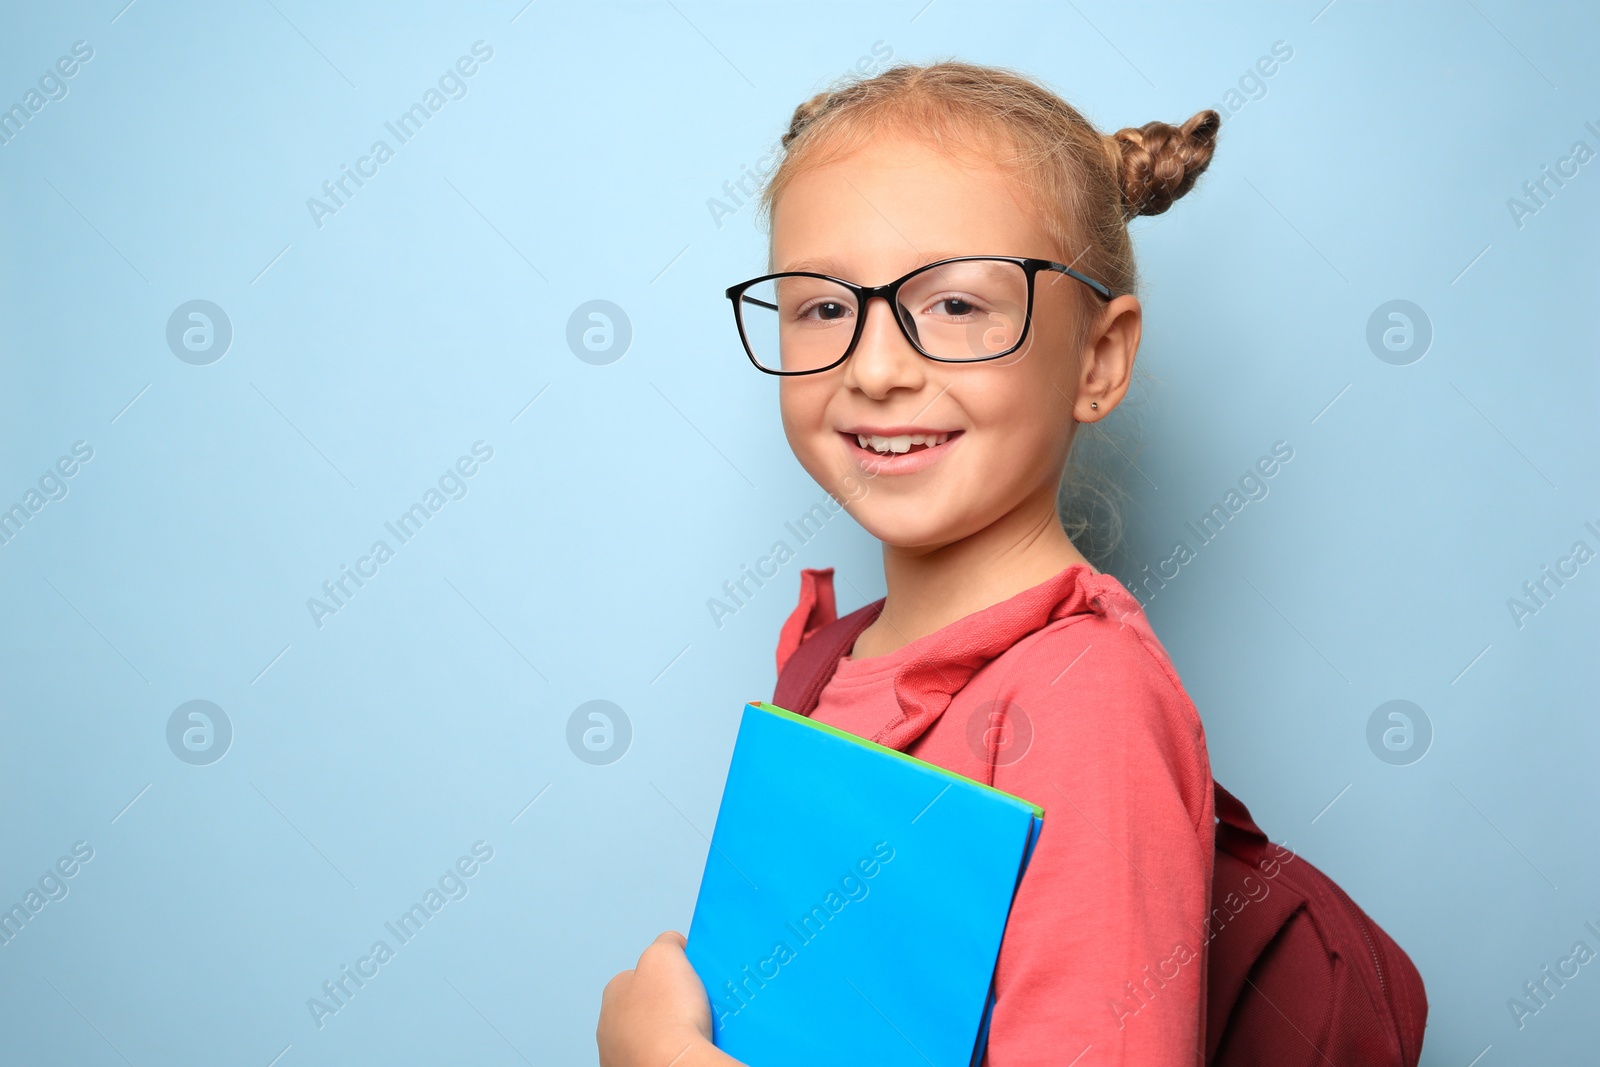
top-left (855, 432), bottom-right (951, 454)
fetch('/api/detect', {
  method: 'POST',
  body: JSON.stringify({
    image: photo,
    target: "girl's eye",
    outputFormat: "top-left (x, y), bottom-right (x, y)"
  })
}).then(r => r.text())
top-left (927, 295), bottom-right (983, 318)
top-left (796, 300), bottom-right (853, 323)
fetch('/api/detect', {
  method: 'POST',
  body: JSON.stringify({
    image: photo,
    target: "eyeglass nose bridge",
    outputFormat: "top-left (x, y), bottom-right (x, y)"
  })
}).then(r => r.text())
top-left (849, 279), bottom-right (927, 355)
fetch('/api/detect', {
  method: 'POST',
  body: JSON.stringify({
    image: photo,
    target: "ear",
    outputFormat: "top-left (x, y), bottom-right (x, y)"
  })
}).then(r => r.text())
top-left (1073, 294), bottom-right (1141, 423)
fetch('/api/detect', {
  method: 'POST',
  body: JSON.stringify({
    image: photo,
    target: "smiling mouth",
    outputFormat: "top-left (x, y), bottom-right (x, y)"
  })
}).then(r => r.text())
top-left (847, 431), bottom-right (959, 456)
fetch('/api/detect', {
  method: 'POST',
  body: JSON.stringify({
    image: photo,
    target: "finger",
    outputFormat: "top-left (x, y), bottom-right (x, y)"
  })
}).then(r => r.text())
top-left (601, 970), bottom-right (633, 1000)
top-left (640, 931), bottom-right (685, 961)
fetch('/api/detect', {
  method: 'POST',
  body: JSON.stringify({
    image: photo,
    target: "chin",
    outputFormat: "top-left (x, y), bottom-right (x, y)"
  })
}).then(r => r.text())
top-left (849, 506), bottom-right (965, 552)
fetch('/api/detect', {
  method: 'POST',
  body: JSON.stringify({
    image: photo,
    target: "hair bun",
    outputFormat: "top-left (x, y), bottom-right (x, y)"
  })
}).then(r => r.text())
top-left (1110, 109), bottom-right (1221, 218)
top-left (782, 91), bottom-right (835, 149)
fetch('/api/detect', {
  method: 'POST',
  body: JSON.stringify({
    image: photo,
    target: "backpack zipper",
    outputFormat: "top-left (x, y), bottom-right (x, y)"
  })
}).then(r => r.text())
top-left (1326, 876), bottom-right (1399, 1040)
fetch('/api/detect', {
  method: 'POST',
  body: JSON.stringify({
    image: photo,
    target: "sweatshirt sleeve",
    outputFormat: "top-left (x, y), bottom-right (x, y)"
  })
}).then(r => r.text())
top-left (981, 618), bottom-right (1214, 1067)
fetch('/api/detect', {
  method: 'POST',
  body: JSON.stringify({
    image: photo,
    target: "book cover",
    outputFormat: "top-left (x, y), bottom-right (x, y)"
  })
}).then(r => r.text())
top-left (685, 701), bottom-right (1044, 1066)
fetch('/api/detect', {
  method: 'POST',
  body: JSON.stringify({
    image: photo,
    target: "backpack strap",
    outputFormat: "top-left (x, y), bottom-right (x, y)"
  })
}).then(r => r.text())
top-left (775, 567), bottom-right (842, 677)
top-left (771, 599), bottom-right (883, 718)
top-left (1213, 781), bottom-right (1270, 868)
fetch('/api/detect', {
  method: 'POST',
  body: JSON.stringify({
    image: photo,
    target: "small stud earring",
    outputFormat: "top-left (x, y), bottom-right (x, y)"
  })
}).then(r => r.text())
top-left (1090, 402), bottom-right (1099, 409)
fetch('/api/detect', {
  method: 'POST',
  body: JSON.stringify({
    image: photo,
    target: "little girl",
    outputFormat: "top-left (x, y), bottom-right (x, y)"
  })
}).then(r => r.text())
top-left (600, 61), bottom-right (1222, 1066)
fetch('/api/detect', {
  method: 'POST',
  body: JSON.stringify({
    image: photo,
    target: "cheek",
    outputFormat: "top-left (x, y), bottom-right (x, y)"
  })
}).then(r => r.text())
top-left (966, 359), bottom-right (1065, 435)
top-left (777, 381), bottom-right (808, 437)
top-left (778, 380), bottom-right (834, 460)
top-left (957, 369), bottom-right (1073, 481)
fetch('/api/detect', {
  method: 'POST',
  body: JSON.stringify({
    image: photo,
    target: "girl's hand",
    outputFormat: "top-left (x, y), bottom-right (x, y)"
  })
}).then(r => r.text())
top-left (598, 930), bottom-right (737, 1067)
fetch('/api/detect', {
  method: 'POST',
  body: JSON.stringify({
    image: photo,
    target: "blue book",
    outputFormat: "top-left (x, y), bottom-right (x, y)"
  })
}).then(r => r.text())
top-left (685, 701), bottom-right (1045, 1067)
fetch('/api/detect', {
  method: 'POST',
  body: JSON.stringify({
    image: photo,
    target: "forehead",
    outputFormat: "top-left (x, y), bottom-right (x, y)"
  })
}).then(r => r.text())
top-left (769, 128), bottom-right (1052, 278)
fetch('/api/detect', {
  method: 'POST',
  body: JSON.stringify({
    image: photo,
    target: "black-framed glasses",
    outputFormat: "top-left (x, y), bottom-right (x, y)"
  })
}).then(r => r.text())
top-left (725, 255), bottom-right (1114, 376)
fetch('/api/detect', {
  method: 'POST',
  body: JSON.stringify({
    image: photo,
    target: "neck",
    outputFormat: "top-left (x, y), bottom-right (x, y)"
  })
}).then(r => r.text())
top-left (862, 482), bottom-right (1093, 658)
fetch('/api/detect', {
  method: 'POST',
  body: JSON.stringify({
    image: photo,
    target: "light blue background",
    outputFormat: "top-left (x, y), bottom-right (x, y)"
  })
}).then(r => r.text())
top-left (1, 1), bottom-right (1595, 1064)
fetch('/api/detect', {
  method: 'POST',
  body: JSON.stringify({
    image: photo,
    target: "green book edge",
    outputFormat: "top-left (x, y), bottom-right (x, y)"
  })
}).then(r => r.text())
top-left (748, 700), bottom-right (1045, 820)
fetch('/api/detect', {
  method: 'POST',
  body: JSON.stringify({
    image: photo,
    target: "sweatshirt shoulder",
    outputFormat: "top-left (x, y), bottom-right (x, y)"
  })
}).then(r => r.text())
top-left (991, 578), bottom-right (1213, 830)
top-left (1000, 575), bottom-right (1206, 738)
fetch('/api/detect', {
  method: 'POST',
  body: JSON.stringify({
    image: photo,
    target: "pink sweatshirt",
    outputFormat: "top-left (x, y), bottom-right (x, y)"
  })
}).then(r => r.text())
top-left (775, 562), bottom-right (1214, 1067)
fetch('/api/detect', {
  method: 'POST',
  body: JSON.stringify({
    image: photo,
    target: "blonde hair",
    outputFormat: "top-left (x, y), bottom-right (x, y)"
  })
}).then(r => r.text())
top-left (757, 59), bottom-right (1221, 569)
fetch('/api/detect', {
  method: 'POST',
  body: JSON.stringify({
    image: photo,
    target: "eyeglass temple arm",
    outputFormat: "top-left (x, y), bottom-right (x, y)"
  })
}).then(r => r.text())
top-left (1044, 261), bottom-right (1114, 301)
top-left (734, 291), bottom-right (779, 312)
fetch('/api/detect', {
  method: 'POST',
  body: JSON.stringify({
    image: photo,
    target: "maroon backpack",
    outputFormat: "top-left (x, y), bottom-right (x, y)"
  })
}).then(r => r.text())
top-left (772, 600), bottom-right (1429, 1066)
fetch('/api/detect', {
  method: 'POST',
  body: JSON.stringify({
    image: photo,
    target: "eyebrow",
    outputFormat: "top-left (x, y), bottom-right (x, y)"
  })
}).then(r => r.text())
top-left (777, 250), bottom-right (972, 277)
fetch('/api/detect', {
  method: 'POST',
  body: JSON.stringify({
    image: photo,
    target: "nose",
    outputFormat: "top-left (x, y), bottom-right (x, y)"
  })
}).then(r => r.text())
top-left (843, 294), bottom-right (927, 398)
